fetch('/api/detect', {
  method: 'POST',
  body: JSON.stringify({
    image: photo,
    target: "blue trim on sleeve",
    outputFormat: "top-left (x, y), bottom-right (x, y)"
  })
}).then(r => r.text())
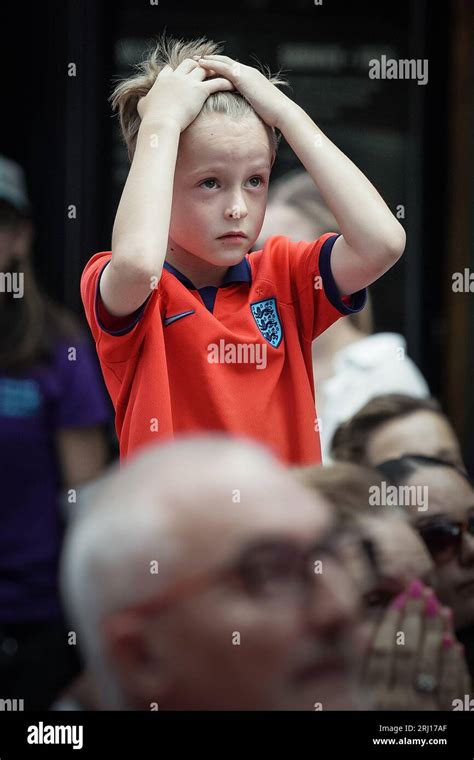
top-left (95, 261), bottom-right (152, 336)
top-left (319, 235), bottom-right (368, 314)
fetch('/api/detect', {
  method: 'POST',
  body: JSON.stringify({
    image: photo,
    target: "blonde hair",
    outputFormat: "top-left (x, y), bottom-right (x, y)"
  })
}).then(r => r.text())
top-left (110, 33), bottom-right (290, 163)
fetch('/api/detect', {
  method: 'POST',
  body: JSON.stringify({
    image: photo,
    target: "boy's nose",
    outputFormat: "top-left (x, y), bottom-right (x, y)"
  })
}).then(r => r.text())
top-left (225, 202), bottom-right (248, 220)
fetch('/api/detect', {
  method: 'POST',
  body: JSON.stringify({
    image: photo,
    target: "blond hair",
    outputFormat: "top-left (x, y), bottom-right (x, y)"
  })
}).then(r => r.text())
top-left (110, 33), bottom-right (290, 163)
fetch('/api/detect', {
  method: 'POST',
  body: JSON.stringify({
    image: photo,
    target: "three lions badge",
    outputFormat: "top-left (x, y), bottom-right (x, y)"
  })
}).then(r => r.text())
top-left (250, 298), bottom-right (282, 348)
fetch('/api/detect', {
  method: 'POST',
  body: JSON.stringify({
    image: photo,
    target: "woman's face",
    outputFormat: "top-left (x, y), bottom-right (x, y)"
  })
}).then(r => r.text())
top-left (366, 411), bottom-right (464, 469)
top-left (406, 466), bottom-right (474, 630)
top-left (354, 513), bottom-right (434, 637)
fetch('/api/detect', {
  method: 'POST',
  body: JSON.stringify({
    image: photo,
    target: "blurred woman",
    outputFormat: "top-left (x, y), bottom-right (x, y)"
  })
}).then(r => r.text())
top-left (255, 169), bottom-right (429, 461)
top-left (0, 156), bottom-right (111, 708)
top-left (294, 462), bottom-right (470, 708)
top-left (377, 455), bottom-right (474, 683)
top-left (331, 393), bottom-right (465, 469)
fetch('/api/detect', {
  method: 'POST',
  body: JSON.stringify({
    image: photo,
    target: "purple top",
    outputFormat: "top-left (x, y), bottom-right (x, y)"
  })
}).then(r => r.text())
top-left (0, 338), bottom-right (111, 623)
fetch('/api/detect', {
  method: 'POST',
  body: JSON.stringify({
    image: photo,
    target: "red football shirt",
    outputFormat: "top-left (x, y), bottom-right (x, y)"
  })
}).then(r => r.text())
top-left (80, 233), bottom-right (366, 465)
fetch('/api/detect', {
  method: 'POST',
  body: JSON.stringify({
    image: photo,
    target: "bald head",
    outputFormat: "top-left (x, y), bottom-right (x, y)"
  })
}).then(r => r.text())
top-left (61, 435), bottom-right (363, 710)
top-left (67, 433), bottom-right (330, 580)
top-left (62, 437), bottom-right (328, 643)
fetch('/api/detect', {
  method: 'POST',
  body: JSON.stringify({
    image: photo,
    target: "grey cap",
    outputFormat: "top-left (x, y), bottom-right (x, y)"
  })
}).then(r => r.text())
top-left (0, 155), bottom-right (30, 213)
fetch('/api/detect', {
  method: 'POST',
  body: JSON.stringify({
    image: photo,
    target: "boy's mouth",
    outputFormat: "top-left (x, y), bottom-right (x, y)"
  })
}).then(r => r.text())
top-left (217, 231), bottom-right (247, 239)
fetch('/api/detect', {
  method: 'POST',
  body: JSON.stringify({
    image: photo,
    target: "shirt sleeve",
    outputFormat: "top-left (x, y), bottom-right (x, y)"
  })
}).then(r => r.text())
top-left (287, 233), bottom-right (368, 342)
top-left (80, 252), bottom-right (160, 365)
top-left (51, 338), bottom-right (112, 429)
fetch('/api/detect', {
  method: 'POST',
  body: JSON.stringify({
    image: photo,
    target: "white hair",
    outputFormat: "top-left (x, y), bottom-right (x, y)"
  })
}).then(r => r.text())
top-left (60, 434), bottom-right (282, 707)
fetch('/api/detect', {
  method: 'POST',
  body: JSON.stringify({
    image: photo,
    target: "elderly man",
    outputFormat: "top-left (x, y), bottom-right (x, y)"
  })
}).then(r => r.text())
top-left (61, 435), bottom-right (371, 710)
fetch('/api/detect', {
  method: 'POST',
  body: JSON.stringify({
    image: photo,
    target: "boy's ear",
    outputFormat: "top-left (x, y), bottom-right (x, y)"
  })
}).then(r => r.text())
top-left (103, 613), bottom-right (171, 709)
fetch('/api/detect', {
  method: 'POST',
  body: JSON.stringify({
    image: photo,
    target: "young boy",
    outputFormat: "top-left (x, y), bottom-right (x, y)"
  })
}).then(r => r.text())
top-left (81, 35), bottom-right (406, 466)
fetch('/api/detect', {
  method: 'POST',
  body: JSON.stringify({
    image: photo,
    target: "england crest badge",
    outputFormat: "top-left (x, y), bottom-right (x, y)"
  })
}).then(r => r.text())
top-left (250, 298), bottom-right (283, 348)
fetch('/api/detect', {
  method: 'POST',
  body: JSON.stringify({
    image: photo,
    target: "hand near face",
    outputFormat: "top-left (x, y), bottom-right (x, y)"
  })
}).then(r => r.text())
top-left (361, 580), bottom-right (471, 710)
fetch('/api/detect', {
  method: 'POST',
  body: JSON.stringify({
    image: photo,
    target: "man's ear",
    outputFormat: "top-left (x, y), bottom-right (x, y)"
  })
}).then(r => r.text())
top-left (103, 613), bottom-right (169, 710)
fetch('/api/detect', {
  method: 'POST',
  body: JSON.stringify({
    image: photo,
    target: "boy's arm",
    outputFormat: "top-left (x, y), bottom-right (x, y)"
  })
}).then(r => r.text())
top-left (275, 102), bottom-right (406, 295)
top-left (102, 119), bottom-right (181, 317)
top-left (196, 54), bottom-right (406, 297)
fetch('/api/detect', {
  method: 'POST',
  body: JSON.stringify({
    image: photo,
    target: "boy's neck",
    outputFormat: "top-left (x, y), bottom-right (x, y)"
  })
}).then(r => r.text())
top-left (165, 244), bottom-right (229, 289)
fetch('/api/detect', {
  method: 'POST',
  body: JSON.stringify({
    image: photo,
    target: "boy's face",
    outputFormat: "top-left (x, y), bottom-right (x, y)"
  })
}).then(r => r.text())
top-left (168, 112), bottom-right (272, 272)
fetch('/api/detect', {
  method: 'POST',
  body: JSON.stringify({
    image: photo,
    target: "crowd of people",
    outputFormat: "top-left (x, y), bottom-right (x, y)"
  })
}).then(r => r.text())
top-left (56, 413), bottom-right (473, 711)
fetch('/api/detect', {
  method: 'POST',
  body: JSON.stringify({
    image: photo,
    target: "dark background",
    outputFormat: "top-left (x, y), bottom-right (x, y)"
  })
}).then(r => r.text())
top-left (0, 0), bottom-right (472, 450)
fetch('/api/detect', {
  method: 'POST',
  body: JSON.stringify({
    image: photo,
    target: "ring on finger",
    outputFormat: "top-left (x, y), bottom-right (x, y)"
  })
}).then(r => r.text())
top-left (415, 673), bottom-right (437, 693)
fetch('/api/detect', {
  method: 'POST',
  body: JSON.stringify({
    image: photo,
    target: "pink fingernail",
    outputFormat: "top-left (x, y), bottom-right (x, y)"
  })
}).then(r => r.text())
top-left (408, 579), bottom-right (424, 598)
top-left (425, 593), bottom-right (439, 617)
top-left (442, 633), bottom-right (454, 649)
top-left (442, 606), bottom-right (454, 623)
top-left (391, 592), bottom-right (407, 611)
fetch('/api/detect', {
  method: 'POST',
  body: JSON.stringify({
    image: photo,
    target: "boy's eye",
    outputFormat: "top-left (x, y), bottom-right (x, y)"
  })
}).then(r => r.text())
top-left (200, 178), bottom-right (219, 189)
top-left (199, 177), bottom-right (265, 190)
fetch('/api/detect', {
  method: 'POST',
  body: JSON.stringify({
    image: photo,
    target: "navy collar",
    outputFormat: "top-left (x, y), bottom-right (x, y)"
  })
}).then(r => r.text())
top-left (163, 257), bottom-right (251, 289)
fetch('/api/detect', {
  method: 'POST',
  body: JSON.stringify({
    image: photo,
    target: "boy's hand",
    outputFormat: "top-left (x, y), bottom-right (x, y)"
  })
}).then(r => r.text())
top-left (195, 54), bottom-right (290, 129)
top-left (137, 58), bottom-right (235, 132)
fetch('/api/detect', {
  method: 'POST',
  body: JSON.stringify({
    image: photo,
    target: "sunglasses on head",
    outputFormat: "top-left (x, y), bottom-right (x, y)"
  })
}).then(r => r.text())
top-left (417, 514), bottom-right (474, 564)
